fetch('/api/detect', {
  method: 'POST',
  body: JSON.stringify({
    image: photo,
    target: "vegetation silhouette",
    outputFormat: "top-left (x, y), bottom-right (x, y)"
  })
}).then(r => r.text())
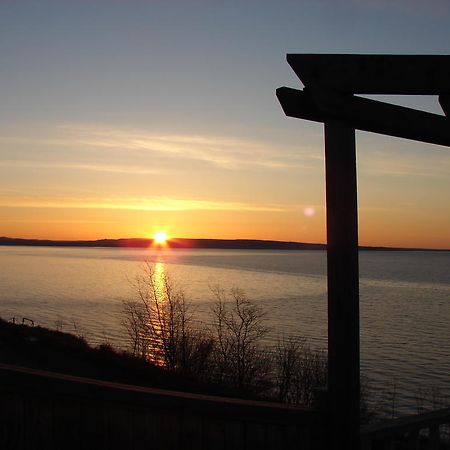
top-left (122, 263), bottom-right (330, 406)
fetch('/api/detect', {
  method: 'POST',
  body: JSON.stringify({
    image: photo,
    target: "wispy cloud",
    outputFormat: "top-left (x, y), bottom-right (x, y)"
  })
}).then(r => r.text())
top-left (0, 194), bottom-right (288, 212)
top-left (0, 160), bottom-right (164, 175)
top-left (358, 149), bottom-right (450, 178)
top-left (0, 218), bottom-right (114, 224)
top-left (0, 123), bottom-right (318, 171)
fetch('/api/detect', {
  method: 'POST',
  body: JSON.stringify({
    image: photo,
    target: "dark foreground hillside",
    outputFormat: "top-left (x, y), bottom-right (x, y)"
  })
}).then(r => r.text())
top-left (0, 318), bottom-right (319, 450)
top-left (0, 318), bottom-right (229, 397)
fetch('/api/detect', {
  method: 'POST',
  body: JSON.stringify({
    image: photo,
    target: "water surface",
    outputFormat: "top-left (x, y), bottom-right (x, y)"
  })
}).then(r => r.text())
top-left (0, 246), bottom-right (449, 416)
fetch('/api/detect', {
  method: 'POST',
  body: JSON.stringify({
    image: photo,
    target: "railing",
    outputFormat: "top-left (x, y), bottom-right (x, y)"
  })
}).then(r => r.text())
top-left (0, 363), bottom-right (324, 450)
top-left (361, 407), bottom-right (450, 450)
top-left (22, 317), bottom-right (35, 326)
top-left (8, 317), bottom-right (35, 326)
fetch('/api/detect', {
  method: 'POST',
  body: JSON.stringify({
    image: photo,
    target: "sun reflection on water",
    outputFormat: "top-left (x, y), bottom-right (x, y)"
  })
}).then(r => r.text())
top-left (139, 260), bottom-right (170, 366)
top-left (153, 261), bottom-right (167, 298)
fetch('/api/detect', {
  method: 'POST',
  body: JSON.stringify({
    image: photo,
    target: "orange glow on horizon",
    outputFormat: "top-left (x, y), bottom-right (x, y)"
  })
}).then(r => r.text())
top-left (0, 205), bottom-right (449, 250)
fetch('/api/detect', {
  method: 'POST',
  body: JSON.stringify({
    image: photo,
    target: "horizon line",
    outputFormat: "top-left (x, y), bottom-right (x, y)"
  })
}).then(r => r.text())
top-left (0, 236), bottom-right (448, 252)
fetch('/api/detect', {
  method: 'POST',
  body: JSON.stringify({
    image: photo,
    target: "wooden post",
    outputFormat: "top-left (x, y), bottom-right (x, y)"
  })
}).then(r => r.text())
top-left (278, 53), bottom-right (450, 450)
top-left (324, 120), bottom-right (360, 450)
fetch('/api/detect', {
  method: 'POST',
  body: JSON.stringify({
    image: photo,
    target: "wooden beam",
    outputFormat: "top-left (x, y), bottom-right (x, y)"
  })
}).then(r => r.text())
top-left (439, 94), bottom-right (450, 116)
top-left (276, 87), bottom-right (450, 147)
top-left (287, 54), bottom-right (450, 95)
top-left (276, 87), bottom-right (322, 123)
top-left (325, 121), bottom-right (360, 450)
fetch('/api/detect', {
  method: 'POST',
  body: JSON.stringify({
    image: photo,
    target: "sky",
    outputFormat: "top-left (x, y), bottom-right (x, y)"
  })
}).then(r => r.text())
top-left (1, 0), bottom-right (449, 249)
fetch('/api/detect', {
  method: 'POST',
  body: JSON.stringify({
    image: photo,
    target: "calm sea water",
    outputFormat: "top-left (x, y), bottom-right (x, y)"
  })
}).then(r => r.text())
top-left (0, 245), bottom-right (449, 416)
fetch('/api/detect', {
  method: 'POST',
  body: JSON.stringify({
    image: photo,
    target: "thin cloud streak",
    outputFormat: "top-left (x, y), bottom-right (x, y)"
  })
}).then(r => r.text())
top-left (0, 124), bottom-right (319, 171)
top-left (0, 160), bottom-right (164, 175)
top-left (0, 195), bottom-right (288, 212)
top-left (1, 219), bottom-right (114, 224)
top-left (359, 150), bottom-right (450, 178)
top-left (361, 165), bottom-right (450, 178)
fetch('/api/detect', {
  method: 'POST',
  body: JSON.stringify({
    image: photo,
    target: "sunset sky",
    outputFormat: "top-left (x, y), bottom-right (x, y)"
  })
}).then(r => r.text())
top-left (1, 0), bottom-right (449, 249)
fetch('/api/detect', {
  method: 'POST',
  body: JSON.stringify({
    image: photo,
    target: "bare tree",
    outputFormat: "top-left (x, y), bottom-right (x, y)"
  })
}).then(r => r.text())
top-left (274, 336), bottom-right (306, 402)
top-left (123, 262), bottom-right (213, 376)
top-left (274, 336), bottom-right (327, 407)
top-left (121, 300), bottom-right (147, 359)
top-left (211, 286), bottom-right (271, 394)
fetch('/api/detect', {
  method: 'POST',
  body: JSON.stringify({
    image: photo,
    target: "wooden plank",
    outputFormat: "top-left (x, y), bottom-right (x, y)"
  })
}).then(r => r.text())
top-left (245, 422), bottom-right (266, 449)
top-left (106, 407), bottom-right (134, 450)
top-left (324, 121), bottom-right (360, 450)
top-left (53, 399), bottom-right (82, 450)
top-left (287, 54), bottom-right (450, 95)
top-left (266, 424), bottom-right (283, 450)
top-left (80, 402), bottom-right (107, 450)
top-left (181, 415), bottom-right (203, 450)
top-left (284, 425), bottom-right (300, 450)
top-left (203, 418), bottom-right (226, 450)
top-left (27, 397), bottom-right (54, 450)
top-left (143, 413), bottom-right (161, 448)
top-left (154, 411), bottom-right (181, 450)
top-left (276, 87), bottom-right (450, 147)
top-left (0, 393), bottom-right (25, 450)
top-left (300, 426), bottom-right (312, 450)
top-left (224, 421), bottom-right (245, 450)
top-left (130, 411), bottom-right (149, 448)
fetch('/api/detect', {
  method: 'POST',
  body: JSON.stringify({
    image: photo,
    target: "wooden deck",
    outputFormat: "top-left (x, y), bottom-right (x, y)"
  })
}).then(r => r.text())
top-left (0, 363), bottom-right (324, 450)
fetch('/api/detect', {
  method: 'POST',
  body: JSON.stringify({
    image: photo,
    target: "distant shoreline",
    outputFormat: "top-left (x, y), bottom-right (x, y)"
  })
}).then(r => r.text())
top-left (0, 236), bottom-right (448, 252)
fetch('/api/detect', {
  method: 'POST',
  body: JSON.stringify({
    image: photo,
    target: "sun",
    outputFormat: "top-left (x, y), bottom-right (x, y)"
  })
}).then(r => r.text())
top-left (153, 231), bottom-right (168, 245)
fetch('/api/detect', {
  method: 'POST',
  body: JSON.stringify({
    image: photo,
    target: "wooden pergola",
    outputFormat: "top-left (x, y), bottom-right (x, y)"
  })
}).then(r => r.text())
top-left (276, 54), bottom-right (450, 450)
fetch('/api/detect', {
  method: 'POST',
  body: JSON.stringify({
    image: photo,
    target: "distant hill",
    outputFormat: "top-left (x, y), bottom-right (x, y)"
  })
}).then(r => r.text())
top-left (0, 236), bottom-right (447, 251)
top-left (0, 236), bottom-right (325, 250)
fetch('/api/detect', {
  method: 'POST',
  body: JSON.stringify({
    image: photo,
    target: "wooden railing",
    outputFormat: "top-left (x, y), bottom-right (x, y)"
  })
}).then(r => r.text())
top-left (361, 407), bottom-right (450, 450)
top-left (0, 363), bottom-right (324, 450)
